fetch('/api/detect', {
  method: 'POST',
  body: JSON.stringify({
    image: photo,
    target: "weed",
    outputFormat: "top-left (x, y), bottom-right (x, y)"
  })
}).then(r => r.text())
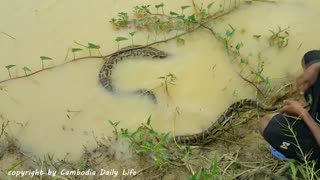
top-left (71, 48), bottom-right (83, 60)
top-left (129, 31), bottom-right (136, 46)
top-left (40, 56), bottom-right (53, 69)
top-left (109, 12), bottom-right (129, 29)
top-left (115, 36), bottom-right (128, 52)
top-left (189, 153), bottom-right (220, 180)
top-left (158, 73), bottom-right (177, 97)
top-left (22, 67), bottom-right (31, 76)
top-left (269, 26), bottom-right (290, 49)
top-left (5, 65), bottom-right (16, 78)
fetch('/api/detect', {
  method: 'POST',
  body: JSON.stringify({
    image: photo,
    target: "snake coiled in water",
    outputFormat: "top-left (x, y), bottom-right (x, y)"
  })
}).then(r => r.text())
top-left (99, 45), bottom-right (167, 103)
top-left (99, 45), bottom-right (312, 146)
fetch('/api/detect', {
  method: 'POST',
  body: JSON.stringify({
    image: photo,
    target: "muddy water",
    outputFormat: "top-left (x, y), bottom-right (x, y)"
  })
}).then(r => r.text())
top-left (0, 0), bottom-right (319, 160)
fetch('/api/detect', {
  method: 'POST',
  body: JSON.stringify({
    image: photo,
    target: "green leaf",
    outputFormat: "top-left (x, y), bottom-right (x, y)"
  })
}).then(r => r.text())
top-left (137, 145), bottom-right (151, 153)
top-left (88, 43), bottom-right (100, 49)
top-left (181, 5), bottom-right (191, 11)
top-left (207, 2), bottom-right (215, 9)
top-left (170, 11), bottom-right (179, 16)
top-left (129, 32), bottom-right (136, 36)
top-left (71, 48), bottom-right (83, 52)
top-left (155, 3), bottom-right (164, 8)
top-left (253, 35), bottom-right (261, 39)
top-left (147, 115), bottom-right (151, 125)
top-left (154, 145), bottom-right (167, 152)
top-left (190, 168), bottom-right (202, 180)
top-left (115, 37), bottom-right (128, 42)
top-left (22, 67), bottom-right (31, 72)
top-left (177, 15), bottom-right (185, 19)
top-left (5, 65), bottom-right (16, 70)
top-left (40, 56), bottom-right (52, 61)
top-left (149, 129), bottom-right (158, 137)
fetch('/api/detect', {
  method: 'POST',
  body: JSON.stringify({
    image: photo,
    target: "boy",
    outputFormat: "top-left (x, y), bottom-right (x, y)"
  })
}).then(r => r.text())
top-left (259, 50), bottom-right (320, 168)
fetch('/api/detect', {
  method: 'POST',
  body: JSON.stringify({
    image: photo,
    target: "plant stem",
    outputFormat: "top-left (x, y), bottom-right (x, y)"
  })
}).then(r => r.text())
top-left (41, 60), bottom-right (44, 69)
top-left (24, 70), bottom-right (27, 76)
top-left (7, 69), bottom-right (11, 78)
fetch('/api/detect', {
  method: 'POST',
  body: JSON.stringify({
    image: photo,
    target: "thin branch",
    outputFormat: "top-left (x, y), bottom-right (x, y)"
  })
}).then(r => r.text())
top-left (1, 32), bottom-right (16, 40)
top-left (0, 10), bottom-right (235, 85)
top-left (238, 73), bottom-right (266, 98)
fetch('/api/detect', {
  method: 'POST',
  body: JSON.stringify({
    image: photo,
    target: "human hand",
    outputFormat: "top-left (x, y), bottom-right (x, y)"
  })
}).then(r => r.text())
top-left (296, 63), bottom-right (320, 94)
top-left (280, 100), bottom-right (306, 117)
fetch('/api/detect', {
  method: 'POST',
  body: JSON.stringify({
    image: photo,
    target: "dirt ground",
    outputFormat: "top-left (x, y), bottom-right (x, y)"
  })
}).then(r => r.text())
top-left (0, 108), bottom-right (291, 180)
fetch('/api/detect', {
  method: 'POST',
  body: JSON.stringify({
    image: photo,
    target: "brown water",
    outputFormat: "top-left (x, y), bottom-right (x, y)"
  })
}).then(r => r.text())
top-left (0, 0), bottom-right (320, 161)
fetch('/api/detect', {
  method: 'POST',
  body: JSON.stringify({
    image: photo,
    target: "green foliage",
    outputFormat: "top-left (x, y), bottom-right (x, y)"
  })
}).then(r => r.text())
top-left (40, 56), bottom-right (52, 69)
top-left (115, 37), bottom-right (128, 42)
top-left (207, 2), bottom-right (215, 10)
top-left (5, 65), bottom-right (16, 78)
top-left (87, 43), bottom-right (100, 49)
top-left (120, 117), bottom-right (171, 168)
top-left (71, 48), bottom-right (83, 53)
top-left (269, 26), bottom-right (289, 49)
top-left (108, 120), bottom-right (120, 137)
top-left (134, 5), bottom-right (151, 17)
top-left (155, 3), bottom-right (164, 14)
top-left (22, 66), bottom-right (31, 76)
top-left (158, 73), bottom-right (177, 85)
top-left (5, 65), bottom-right (16, 70)
top-left (188, 153), bottom-right (220, 180)
top-left (110, 12), bottom-right (129, 29)
top-left (176, 37), bottom-right (185, 45)
top-left (119, 116), bottom-right (191, 169)
top-left (40, 56), bottom-right (52, 61)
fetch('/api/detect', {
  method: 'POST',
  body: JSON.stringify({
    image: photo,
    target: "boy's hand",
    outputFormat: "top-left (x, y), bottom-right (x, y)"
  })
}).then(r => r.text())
top-left (280, 100), bottom-right (306, 117)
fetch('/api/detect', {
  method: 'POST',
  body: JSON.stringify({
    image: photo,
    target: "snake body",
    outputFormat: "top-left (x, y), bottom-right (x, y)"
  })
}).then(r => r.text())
top-left (174, 99), bottom-right (282, 146)
top-left (99, 45), bottom-right (167, 102)
top-left (99, 45), bottom-right (312, 146)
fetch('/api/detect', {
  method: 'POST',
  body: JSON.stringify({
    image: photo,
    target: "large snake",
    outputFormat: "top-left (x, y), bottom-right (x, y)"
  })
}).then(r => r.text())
top-left (99, 45), bottom-right (167, 103)
top-left (173, 99), bottom-right (281, 146)
top-left (99, 45), bottom-right (312, 146)
top-left (174, 94), bottom-right (312, 146)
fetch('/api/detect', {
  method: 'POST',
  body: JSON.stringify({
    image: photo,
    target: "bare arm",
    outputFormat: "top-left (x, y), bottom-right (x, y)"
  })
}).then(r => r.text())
top-left (281, 100), bottom-right (320, 146)
top-left (301, 111), bottom-right (320, 145)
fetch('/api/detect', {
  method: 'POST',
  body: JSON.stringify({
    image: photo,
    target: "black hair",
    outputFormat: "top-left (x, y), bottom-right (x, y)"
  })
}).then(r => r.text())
top-left (303, 50), bottom-right (320, 66)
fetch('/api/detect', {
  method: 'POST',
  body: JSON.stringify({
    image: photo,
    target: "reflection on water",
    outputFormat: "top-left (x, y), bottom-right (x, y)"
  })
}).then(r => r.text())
top-left (0, 0), bottom-right (319, 160)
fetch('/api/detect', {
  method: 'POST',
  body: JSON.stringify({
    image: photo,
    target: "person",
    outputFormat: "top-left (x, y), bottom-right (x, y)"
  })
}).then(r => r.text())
top-left (258, 50), bottom-right (320, 168)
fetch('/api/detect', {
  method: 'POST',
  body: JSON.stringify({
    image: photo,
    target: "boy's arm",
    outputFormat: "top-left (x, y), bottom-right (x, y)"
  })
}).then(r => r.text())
top-left (301, 111), bottom-right (320, 145)
top-left (281, 100), bottom-right (320, 146)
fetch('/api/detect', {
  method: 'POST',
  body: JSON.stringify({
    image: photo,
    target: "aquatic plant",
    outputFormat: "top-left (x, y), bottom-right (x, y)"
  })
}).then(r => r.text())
top-left (269, 26), bottom-right (290, 49)
top-left (155, 3), bottom-right (164, 14)
top-left (5, 65), bottom-right (16, 78)
top-left (109, 12), bottom-right (129, 29)
top-left (129, 32), bottom-right (136, 46)
top-left (71, 48), bottom-right (83, 60)
top-left (134, 5), bottom-right (151, 18)
top-left (158, 73), bottom-right (177, 97)
top-left (40, 56), bottom-right (53, 69)
top-left (22, 67), bottom-right (31, 76)
top-left (115, 36), bottom-right (128, 51)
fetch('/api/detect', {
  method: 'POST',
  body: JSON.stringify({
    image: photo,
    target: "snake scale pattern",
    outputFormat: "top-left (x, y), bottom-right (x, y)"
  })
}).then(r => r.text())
top-left (99, 45), bottom-right (311, 146)
top-left (173, 99), bottom-right (282, 146)
top-left (99, 45), bottom-right (167, 103)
